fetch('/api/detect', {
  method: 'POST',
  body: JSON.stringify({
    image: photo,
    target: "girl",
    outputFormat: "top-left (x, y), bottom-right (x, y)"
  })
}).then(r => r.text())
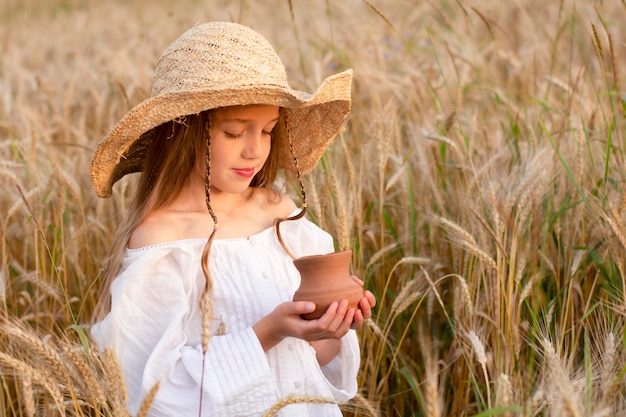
top-left (90, 22), bottom-right (375, 417)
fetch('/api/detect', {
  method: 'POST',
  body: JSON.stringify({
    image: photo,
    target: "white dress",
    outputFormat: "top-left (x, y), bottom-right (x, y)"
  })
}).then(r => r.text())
top-left (91, 214), bottom-right (360, 417)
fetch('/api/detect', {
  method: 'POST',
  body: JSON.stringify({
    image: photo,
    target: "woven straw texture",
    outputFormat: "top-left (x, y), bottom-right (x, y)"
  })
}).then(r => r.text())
top-left (90, 21), bottom-right (352, 198)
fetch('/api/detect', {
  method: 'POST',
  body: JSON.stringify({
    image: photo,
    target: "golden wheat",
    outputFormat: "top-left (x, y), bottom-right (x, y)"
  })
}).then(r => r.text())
top-left (345, 393), bottom-right (380, 417)
top-left (62, 345), bottom-right (107, 405)
top-left (261, 396), bottom-right (337, 417)
top-left (435, 216), bottom-right (497, 270)
top-left (19, 375), bottom-right (35, 417)
top-left (494, 374), bottom-right (513, 417)
top-left (421, 334), bottom-right (442, 417)
top-left (136, 382), bottom-right (160, 417)
top-left (1, 323), bottom-right (70, 385)
top-left (2, 0), bottom-right (626, 415)
top-left (102, 348), bottom-right (128, 416)
top-left (467, 330), bottom-right (491, 408)
top-left (539, 336), bottom-right (582, 417)
top-left (0, 352), bottom-right (64, 414)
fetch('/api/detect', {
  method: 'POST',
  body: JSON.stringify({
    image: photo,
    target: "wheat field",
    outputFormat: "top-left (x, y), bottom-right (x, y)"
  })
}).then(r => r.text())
top-left (1, 0), bottom-right (626, 416)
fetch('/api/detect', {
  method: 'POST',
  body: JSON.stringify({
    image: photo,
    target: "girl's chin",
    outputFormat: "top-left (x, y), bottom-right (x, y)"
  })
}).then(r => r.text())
top-left (209, 183), bottom-right (254, 195)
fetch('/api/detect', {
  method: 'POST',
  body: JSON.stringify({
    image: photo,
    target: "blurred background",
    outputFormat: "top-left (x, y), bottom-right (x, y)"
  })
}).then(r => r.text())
top-left (1, 1), bottom-right (626, 416)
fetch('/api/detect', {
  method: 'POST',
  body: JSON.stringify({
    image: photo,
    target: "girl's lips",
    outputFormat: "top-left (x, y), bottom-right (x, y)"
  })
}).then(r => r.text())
top-left (233, 168), bottom-right (255, 178)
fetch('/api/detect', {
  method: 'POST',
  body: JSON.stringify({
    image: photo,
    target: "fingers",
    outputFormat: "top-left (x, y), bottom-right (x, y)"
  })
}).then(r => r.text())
top-left (365, 290), bottom-right (376, 307)
top-left (265, 301), bottom-right (317, 341)
top-left (351, 309), bottom-right (364, 330)
top-left (358, 296), bottom-right (372, 320)
top-left (355, 290), bottom-right (377, 321)
top-left (299, 300), bottom-right (355, 341)
top-left (281, 301), bottom-right (316, 316)
top-left (282, 291), bottom-right (377, 342)
top-left (295, 301), bottom-right (317, 316)
top-left (351, 277), bottom-right (377, 310)
top-left (351, 276), bottom-right (364, 287)
top-left (318, 300), bottom-right (354, 333)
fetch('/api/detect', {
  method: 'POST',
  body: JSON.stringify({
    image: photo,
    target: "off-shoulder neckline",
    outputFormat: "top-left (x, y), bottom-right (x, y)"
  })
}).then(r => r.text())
top-left (126, 209), bottom-right (303, 253)
top-left (127, 226), bottom-right (275, 253)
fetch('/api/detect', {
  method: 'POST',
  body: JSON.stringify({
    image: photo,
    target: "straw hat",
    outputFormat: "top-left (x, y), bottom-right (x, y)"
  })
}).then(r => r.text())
top-left (90, 21), bottom-right (352, 198)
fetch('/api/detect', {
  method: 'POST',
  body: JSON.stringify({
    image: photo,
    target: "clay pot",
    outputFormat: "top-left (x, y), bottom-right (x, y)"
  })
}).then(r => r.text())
top-left (292, 250), bottom-right (364, 320)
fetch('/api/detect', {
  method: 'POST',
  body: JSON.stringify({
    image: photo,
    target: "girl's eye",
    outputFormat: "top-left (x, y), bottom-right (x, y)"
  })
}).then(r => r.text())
top-left (262, 130), bottom-right (272, 136)
top-left (224, 131), bottom-right (242, 139)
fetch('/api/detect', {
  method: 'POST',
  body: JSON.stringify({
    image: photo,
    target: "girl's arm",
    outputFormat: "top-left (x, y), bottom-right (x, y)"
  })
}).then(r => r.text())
top-left (310, 339), bottom-right (341, 366)
top-left (310, 283), bottom-right (376, 365)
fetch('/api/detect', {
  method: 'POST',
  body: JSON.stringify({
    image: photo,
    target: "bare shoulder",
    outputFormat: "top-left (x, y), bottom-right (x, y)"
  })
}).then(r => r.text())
top-left (128, 210), bottom-right (183, 249)
top-left (252, 187), bottom-right (299, 218)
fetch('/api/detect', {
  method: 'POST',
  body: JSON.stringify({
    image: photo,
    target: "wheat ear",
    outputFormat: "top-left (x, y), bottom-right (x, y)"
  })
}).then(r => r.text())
top-left (262, 396), bottom-right (336, 417)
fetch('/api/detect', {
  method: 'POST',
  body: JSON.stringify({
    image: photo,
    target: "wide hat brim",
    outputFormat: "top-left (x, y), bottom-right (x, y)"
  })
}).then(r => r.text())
top-left (90, 69), bottom-right (352, 198)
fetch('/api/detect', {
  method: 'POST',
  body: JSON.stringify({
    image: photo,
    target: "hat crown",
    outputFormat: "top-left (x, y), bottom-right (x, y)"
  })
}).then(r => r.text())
top-left (151, 22), bottom-right (289, 96)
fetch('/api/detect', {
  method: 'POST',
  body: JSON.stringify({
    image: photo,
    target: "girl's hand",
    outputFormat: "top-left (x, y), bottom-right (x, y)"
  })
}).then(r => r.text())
top-left (253, 300), bottom-right (355, 351)
top-left (253, 277), bottom-right (376, 350)
top-left (305, 300), bottom-right (356, 365)
top-left (301, 299), bottom-right (355, 340)
top-left (350, 276), bottom-right (376, 330)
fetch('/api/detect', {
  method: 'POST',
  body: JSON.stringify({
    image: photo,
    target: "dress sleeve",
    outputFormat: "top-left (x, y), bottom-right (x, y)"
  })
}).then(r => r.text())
top-left (319, 330), bottom-right (360, 401)
top-left (91, 246), bottom-right (277, 417)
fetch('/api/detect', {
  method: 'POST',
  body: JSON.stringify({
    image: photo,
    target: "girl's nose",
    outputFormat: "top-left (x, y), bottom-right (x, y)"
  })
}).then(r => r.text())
top-left (242, 130), bottom-right (266, 158)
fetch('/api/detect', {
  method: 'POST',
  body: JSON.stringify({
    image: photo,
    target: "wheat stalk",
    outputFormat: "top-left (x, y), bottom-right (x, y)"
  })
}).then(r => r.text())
top-left (539, 336), bottom-right (582, 417)
top-left (389, 277), bottom-right (422, 321)
top-left (0, 352), bottom-right (64, 413)
top-left (103, 348), bottom-right (128, 416)
top-left (261, 396), bottom-right (336, 417)
top-left (1, 322), bottom-right (70, 384)
top-left (495, 373), bottom-right (513, 417)
top-left (467, 330), bottom-right (491, 408)
top-left (487, 182), bottom-right (506, 245)
top-left (0, 167), bottom-right (19, 183)
top-left (20, 374), bottom-right (36, 417)
top-left (4, 184), bottom-right (45, 229)
top-left (136, 382), bottom-right (160, 417)
top-left (384, 164), bottom-right (406, 192)
top-left (363, 243), bottom-right (399, 273)
top-left (423, 358), bottom-right (441, 417)
top-left (599, 331), bottom-right (619, 408)
top-left (0, 270), bottom-right (6, 302)
top-left (347, 392), bottom-right (380, 417)
top-left (435, 216), bottom-right (497, 270)
top-left (525, 387), bottom-right (546, 416)
top-left (605, 204), bottom-right (626, 251)
top-left (56, 166), bottom-right (84, 212)
top-left (518, 273), bottom-right (538, 306)
top-left (590, 409), bottom-right (612, 417)
top-left (20, 271), bottom-right (64, 305)
top-left (455, 274), bottom-right (473, 317)
top-left (63, 345), bottom-right (107, 405)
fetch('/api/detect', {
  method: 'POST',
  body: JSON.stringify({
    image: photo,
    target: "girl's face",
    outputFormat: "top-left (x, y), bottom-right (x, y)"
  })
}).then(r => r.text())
top-left (207, 104), bottom-right (280, 195)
